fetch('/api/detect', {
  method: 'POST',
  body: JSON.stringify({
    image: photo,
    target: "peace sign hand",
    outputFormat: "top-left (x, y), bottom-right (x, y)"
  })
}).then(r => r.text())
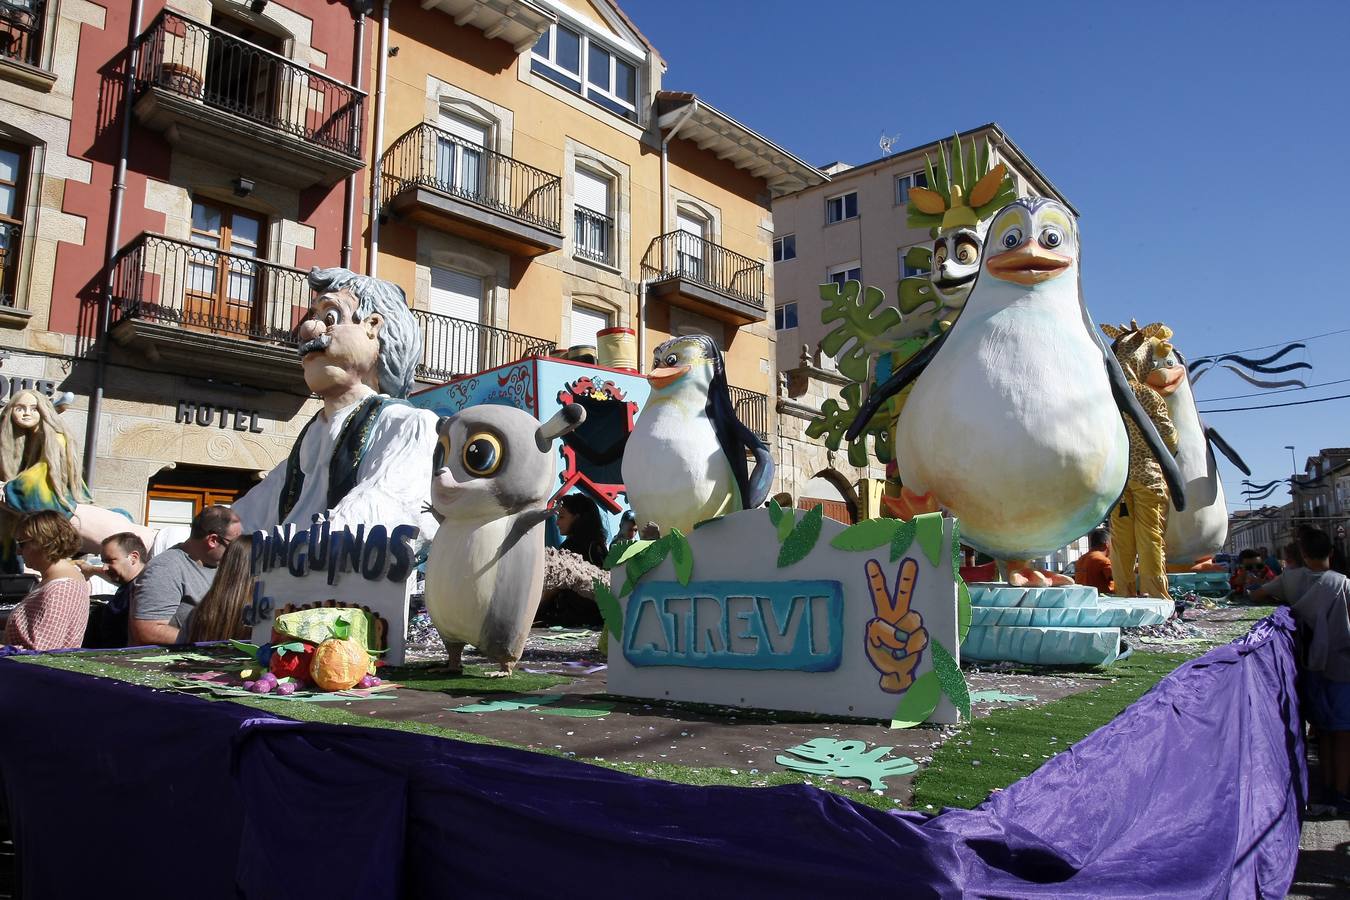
top-left (864, 557), bottom-right (929, 693)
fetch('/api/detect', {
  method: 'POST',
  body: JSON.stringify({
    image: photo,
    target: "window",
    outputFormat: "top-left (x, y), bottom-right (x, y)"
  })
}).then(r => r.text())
top-left (532, 24), bottom-right (638, 122)
top-left (574, 166), bottom-right (613, 265)
top-left (895, 171), bottom-right (929, 205)
top-left (434, 113), bottom-right (487, 200)
top-left (827, 262), bottom-right (861, 287)
top-left (0, 0), bottom-right (45, 67)
top-left (825, 191), bottom-right (857, 224)
top-left (570, 304), bottom-right (611, 349)
top-left (205, 12), bottom-right (286, 121)
top-left (428, 266), bottom-right (483, 376)
top-left (186, 199), bottom-right (266, 334)
top-left (774, 302), bottom-right (798, 331)
top-left (772, 234), bottom-right (796, 262)
top-left (901, 244), bottom-right (930, 279)
top-left (675, 211), bottom-right (707, 279)
top-left (0, 141), bottom-right (26, 308)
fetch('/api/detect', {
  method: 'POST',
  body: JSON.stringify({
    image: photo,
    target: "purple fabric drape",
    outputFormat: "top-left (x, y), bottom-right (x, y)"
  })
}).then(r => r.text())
top-left (0, 610), bottom-right (1304, 899)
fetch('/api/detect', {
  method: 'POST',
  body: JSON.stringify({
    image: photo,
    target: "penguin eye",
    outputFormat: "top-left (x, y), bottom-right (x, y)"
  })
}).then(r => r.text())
top-left (1000, 227), bottom-right (1023, 250)
top-left (433, 434), bottom-right (450, 472)
top-left (933, 244), bottom-right (948, 265)
top-left (664, 353), bottom-right (678, 366)
top-left (955, 239), bottom-right (979, 265)
top-left (462, 432), bottom-right (503, 477)
top-left (1040, 226), bottom-right (1064, 249)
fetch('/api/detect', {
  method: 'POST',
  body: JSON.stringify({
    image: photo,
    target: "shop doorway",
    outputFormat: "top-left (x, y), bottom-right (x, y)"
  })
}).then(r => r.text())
top-left (145, 465), bottom-right (260, 532)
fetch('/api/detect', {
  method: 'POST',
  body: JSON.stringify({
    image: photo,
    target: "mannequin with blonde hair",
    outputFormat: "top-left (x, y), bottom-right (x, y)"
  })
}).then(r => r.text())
top-left (0, 390), bottom-right (90, 569)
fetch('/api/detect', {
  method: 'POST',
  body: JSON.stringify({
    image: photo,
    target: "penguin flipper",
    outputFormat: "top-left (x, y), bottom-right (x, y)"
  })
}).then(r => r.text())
top-left (844, 330), bottom-right (948, 441)
top-left (735, 419), bottom-right (775, 509)
top-left (1205, 426), bottom-right (1251, 476)
top-left (1099, 336), bottom-right (1188, 511)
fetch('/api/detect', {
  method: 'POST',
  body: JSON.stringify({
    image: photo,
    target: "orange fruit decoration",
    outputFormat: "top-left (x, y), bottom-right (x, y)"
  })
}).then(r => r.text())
top-left (310, 637), bottom-right (368, 691)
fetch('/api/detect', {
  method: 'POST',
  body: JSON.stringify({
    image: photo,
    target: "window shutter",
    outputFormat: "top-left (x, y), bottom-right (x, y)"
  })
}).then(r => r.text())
top-left (429, 266), bottom-right (482, 323)
top-left (574, 168), bottom-right (610, 214)
top-left (438, 113), bottom-right (487, 147)
top-left (570, 305), bottom-right (609, 348)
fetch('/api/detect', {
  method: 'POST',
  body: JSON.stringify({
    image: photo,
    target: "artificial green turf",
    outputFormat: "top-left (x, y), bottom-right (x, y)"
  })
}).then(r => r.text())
top-left (910, 651), bottom-right (1190, 810)
top-left (380, 661), bottom-right (569, 694)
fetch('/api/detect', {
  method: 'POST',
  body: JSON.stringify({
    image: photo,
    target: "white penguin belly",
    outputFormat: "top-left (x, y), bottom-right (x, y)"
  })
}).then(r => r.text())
top-left (1165, 382), bottom-right (1226, 562)
top-left (624, 402), bottom-right (736, 534)
top-left (425, 516), bottom-right (510, 645)
top-left (896, 309), bottom-right (1128, 558)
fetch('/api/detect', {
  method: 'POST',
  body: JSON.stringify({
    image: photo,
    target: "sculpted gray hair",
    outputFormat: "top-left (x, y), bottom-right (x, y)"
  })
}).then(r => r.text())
top-left (308, 267), bottom-right (422, 398)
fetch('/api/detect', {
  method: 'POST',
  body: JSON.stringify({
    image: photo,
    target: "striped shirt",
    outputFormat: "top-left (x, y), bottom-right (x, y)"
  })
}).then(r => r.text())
top-left (3, 577), bottom-right (90, 650)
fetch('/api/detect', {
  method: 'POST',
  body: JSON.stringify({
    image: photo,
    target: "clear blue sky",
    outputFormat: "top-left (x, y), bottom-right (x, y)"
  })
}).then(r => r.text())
top-left (623, 0), bottom-right (1350, 513)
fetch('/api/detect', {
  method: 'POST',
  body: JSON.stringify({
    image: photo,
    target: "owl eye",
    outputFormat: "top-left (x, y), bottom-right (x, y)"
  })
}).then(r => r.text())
top-left (933, 244), bottom-right (948, 265)
top-left (1000, 227), bottom-right (1023, 250)
top-left (462, 432), bottom-right (503, 477)
top-left (1040, 226), bottom-right (1064, 249)
top-left (432, 435), bottom-right (449, 472)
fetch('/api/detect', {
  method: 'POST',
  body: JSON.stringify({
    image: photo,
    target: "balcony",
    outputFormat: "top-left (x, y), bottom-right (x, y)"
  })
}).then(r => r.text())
top-left (131, 10), bottom-right (364, 189)
top-left (728, 385), bottom-right (770, 443)
top-left (641, 232), bottom-right (765, 326)
top-left (382, 123), bottom-right (563, 257)
top-left (413, 309), bottom-right (554, 383)
top-left (0, 0), bottom-right (53, 90)
top-left (573, 207), bottom-right (614, 266)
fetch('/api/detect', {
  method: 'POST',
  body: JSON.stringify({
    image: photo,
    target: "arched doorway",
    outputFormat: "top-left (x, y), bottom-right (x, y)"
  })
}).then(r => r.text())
top-left (798, 469), bottom-right (859, 524)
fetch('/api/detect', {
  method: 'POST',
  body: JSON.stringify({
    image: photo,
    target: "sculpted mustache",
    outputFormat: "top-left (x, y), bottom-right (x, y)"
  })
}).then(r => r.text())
top-left (298, 335), bottom-right (331, 357)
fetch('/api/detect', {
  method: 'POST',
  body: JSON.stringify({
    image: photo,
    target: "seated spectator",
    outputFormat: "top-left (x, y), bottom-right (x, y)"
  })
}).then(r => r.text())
top-left (130, 505), bottom-right (241, 646)
top-left (1229, 549), bottom-right (1273, 598)
top-left (1075, 527), bottom-right (1114, 594)
top-left (80, 531), bottom-right (147, 649)
top-left (3, 511), bottom-right (90, 650)
top-left (1252, 527), bottom-right (1350, 812)
top-left (556, 493), bottom-right (607, 568)
top-left (609, 510), bottom-right (637, 553)
top-left (185, 535), bottom-right (254, 642)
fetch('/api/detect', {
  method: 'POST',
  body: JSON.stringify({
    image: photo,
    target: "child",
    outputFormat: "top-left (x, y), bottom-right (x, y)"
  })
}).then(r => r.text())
top-left (1253, 526), bottom-right (1350, 813)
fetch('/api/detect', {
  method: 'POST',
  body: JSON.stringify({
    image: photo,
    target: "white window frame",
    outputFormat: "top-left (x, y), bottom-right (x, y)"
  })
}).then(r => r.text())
top-left (573, 165), bottom-right (615, 266)
top-left (774, 301), bottom-right (799, 331)
top-left (772, 234), bottom-right (796, 262)
top-left (569, 302), bottom-right (612, 348)
top-left (825, 191), bottom-right (858, 224)
top-left (826, 260), bottom-right (861, 287)
top-left (532, 23), bottom-right (639, 122)
top-left (894, 170), bottom-right (928, 205)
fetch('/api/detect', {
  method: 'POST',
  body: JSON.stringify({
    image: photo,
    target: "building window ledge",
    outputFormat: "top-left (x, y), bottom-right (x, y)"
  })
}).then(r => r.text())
top-left (0, 56), bottom-right (56, 92)
top-left (0, 306), bottom-right (32, 328)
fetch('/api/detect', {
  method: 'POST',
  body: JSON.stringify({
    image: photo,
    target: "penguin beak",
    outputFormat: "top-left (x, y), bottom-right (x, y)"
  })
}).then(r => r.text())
top-left (1146, 365), bottom-right (1186, 396)
top-left (986, 242), bottom-right (1072, 284)
top-left (648, 365), bottom-right (690, 389)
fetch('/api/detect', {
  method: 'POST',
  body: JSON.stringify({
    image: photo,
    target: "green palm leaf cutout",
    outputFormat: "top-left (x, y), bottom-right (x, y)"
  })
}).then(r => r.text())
top-left (889, 520), bottom-right (916, 562)
top-left (889, 669), bottom-right (941, 729)
top-left (592, 578), bottom-right (624, 641)
top-left (929, 637), bottom-right (969, 720)
top-left (622, 538), bottom-right (672, 597)
top-left (668, 528), bottom-right (693, 585)
top-left (775, 738), bottom-right (918, 790)
top-left (914, 511), bottom-right (944, 566)
top-left (898, 276), bottom-right (935, 314)
top-left (830, 517), bottom-right (899, 551)
top-left (604, 538), bottom-right (652, 569)
top-left (818, 281), bottom-right (902, 383)
top-left (958, 581), bottom-right (972, 643)
top-left (767, 498), bottom-right (784, 528)
top-left (968, 689), bottom-right (1035, 704)
top-left (777, 504), bottom-right (823, 567)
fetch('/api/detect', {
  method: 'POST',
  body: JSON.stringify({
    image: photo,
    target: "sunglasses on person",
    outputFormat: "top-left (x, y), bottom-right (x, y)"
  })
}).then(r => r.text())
top-left (1243, 563), bottom-right (1264, 571)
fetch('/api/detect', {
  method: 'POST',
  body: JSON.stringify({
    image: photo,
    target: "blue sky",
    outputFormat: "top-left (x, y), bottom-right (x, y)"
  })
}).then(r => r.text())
top-left (623, 0), bottom-right (1350, 512)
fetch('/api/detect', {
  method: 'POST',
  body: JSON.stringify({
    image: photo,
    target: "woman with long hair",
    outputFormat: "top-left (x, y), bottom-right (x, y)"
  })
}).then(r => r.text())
top-left (3, 510), bottom-right (89, 650)
top-left (556, 493), bottom-right (607, 568)
top-left (185, 535), bottom-right (254, 642)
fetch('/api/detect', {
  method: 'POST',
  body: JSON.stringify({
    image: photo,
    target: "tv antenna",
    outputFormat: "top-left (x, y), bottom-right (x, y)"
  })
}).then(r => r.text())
top-left (879, 131), bottom-right (901, 156)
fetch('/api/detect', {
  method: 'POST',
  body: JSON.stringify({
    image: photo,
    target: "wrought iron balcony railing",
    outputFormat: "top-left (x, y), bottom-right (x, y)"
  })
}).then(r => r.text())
top-left (381, 123), bottom-right (562, 233)
top-left (413, 309), bottom-right (555, 382)
top-left (574, 206), bottom-right (614, 265)
top-left (728, 385), bottom-right (770, 442)
top-left (133, 9), bottom-right (363, 158)
top-left (641, 231), bottom-right (765, 309)
top-left (0, 0), bottom-right (43, 67)
top-left (0, 219), bottom-right (19, 307)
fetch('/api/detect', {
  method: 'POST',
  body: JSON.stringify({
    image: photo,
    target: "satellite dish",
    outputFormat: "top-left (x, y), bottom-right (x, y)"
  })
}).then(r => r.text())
top-left (879, 131), bottom-right (901, 156)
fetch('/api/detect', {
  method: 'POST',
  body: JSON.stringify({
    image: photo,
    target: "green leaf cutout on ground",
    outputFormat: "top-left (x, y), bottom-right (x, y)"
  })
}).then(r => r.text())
top-left (777, 505), bottom-right (823, 568)
top-left (128, 652), bottom-right (220, 664)
top-left (830, 518), bottom-right (899, 551)
top-left (668, 528), bottom-right (693, 585)
top-left (451, 695), bottom-right (615, 718)
top-left (592, 578), bottom-right (624, 641)
top-left (968, 690), bottom-right (1036, 704)
top-left (890, 669), bottom-right (942, 729)
top-left (930, 638), bottom-right (970, 721)
top-left (775, 738), bottom-right (918, 790)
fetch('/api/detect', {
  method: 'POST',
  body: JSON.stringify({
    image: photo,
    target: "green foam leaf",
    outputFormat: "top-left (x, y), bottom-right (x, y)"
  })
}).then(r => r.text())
top-left (592, 578), bottom-right (624, 641)
top-left (622, 538), bottom-right (671, 597)
top-left (914, 512), bottom-right (944, 566)
top-left (817, 281), bottom-right (903, 383)
top-left (777, 504), bottom-right (823, 568)
top-left (930, 638), bottom-right (969, 721)
top-left (775, 737), bottom-right (918, 790)
top-left (898, 276), bottom-right (935, 314)
top-left (968, 689), bottom-right (1035, 704)
top-left (767, 499), bottom-right (784, 528)
top-left (830, 518), bottom-right (899, 551)
top-left (668, 528), bottom-right (693, 585)
top-left (889, 670), bottom-right (941, 729)
top-left (957, 581), bottom-right (972, 643)
top-left (775, 504), bottom-right (796, 542)
top-left (889, 520), bottom-right (916, 562)
top-left (607, 539), bottom-right (654, 569)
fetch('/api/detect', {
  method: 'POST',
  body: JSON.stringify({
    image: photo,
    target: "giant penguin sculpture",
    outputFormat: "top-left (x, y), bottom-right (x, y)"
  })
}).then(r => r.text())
top-left (622, 334), bottom-right (773, 535)
top-left (847, 198), bottom-right (1186, 583)
top-left (424, 403), bottom-right (585, 675)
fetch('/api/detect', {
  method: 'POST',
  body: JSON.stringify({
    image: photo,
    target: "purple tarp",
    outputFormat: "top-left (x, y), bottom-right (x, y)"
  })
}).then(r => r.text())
top-left (0, 610), bottom-right (1305, 898)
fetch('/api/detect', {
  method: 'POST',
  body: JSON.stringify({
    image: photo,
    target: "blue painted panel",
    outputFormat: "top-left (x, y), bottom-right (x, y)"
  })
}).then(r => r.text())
top-left (623, 580), bottom-right (844, 671)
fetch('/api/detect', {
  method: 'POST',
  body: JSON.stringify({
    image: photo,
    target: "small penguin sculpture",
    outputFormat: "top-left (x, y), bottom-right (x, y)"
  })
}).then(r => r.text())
top-left (848, 198), bottom-right (1185, 580)
top-left (424, 403), bottom-right (585, 675)
top-left (622, 334), bottom-right (773, 535)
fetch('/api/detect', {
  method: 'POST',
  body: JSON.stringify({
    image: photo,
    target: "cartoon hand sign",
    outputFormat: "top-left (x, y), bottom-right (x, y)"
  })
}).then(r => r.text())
top-left (864, 557), bottom-right (929, 694)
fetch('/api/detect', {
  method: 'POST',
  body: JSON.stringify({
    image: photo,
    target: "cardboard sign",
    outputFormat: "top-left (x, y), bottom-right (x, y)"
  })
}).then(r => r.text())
top-left (246, 523), bottom-right (416, 665)
top-left (605, 508), bottom-right (967, 723)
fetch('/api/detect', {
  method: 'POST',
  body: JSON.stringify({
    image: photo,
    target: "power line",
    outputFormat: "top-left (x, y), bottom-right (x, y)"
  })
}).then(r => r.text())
top-left (1192, 326), bottom-right (1350, 358)
top-left (1196, 376), bottom-right (1350, 404)
top-left (1197, 391), bottom-right (1350, 413)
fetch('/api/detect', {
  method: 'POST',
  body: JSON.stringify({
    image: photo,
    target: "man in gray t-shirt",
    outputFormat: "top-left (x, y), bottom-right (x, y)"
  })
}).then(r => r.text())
top-left (130, 506), bottom-right (241, 646)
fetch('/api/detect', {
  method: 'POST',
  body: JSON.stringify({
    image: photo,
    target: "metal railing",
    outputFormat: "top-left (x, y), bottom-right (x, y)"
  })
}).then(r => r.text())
top-left (0, 220), bottom-right (19, 307)
top-left (728, 385), bottom-right (770, 441)
top-left (381, 123), bottom-right (562, 232)
top-left (0, 0), bottom-right (43, 67)
top-left (413, 308), bottom-right (554, 382)
top-left (109, 233), bottom-right (310, 343)
top-left (641, 231), bottom-right (765, 309)
top-left (574, 206), bottom-right (614, 265)
top-left (133, 9), bottom-right (364, 158)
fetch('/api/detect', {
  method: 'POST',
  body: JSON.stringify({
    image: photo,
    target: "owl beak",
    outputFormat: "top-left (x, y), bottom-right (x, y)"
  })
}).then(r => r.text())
top-left (648, 365), bottom-right (691, 389)
top-left (986, 242), bottom-right (1072, 284)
